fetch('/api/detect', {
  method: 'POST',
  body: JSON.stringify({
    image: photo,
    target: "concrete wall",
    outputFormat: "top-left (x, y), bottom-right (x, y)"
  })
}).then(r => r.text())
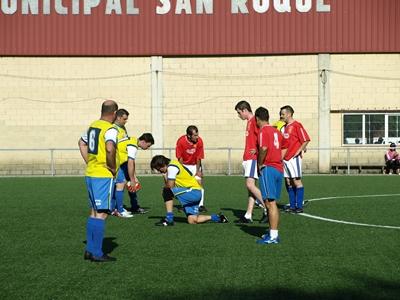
top-left (0, 54), bottom-right (399, 175)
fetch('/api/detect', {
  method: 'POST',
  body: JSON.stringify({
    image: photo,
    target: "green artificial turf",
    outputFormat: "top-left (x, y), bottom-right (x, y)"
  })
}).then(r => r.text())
top-left (0, 176), bottom-right (399, 300)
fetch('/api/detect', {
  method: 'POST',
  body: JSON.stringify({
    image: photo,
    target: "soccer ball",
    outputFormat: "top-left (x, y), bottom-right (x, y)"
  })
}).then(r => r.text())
top-left (127, 181), bottom-right (141, 191)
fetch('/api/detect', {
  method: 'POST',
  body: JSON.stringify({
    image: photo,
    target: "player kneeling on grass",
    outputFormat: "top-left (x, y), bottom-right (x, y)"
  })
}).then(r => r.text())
top-left (255, 107), bottom-right (288, 244)
top-left (150, 155), bottom-right (228, 226)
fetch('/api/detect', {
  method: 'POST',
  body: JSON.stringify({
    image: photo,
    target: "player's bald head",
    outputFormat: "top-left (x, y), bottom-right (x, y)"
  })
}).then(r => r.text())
top-left (101, 100), bottom-right (118, 115)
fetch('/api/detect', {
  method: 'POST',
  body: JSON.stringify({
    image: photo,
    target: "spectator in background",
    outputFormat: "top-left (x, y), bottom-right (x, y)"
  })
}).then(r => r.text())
top-left (385, 143), bottom-right (399, 175)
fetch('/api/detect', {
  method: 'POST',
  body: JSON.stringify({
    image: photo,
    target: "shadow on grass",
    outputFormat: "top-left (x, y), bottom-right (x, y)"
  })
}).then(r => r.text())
top-left (221, 207), bottom-right (246, 219)
top-left (82, 237), bottom-right (119, 255)
top-left (135, 275), bottom-right (400, 300)
top-left (147, 215), bottom-right (188, 224)
top-left (102, 237), bottom-right (118, 255)
top-left (235, 224), bottom-right (266, 238)
top-left (222, 207), bottom-right (266, 222)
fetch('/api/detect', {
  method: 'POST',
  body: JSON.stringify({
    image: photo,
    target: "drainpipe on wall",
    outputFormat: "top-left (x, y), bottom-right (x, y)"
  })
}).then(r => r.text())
top-left (151, 56), bottom-right (163, 156)
top-left (318, 54), bottom-right (331, 173)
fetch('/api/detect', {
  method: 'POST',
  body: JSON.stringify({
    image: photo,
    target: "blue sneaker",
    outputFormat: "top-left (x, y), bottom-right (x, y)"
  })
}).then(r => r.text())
top-left (256, 235), bottom-right (280, 244)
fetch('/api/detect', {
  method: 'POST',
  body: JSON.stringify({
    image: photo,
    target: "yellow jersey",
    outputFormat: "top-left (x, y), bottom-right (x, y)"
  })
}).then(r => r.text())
top-left (273, 120), bottom-right (286, 133)
top-left (85, 120), bottom-right (119, 178)
top-left (168, 159), bottom-right (202, 190)
top-left (118, 135), bottom-right (138, 164)
top-left (114, 124), bottom-right (129, 164)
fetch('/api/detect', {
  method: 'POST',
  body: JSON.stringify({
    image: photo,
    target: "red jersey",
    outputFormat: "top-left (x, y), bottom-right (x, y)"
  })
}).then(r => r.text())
top-left (283, 120), bottom-right (310, 160)
top-left (259, 125), bottom-right (287, 172)
top-left (175, 135), bottom-right (204, 165)
top-left (243, 116), bottom-right (259, 160)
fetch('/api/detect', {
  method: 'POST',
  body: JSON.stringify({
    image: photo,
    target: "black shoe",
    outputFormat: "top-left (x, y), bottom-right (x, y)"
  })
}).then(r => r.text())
top-left (84, 250), bottom-right (92, 260)
top-left (131, 207), bottom-right (148, 214)
top-left (234, 216), bottom-right (253, 224)
top-left (91, 254), bottom-right (116, 262)
top-left (199, 205), bottom-right (208, 213)
top-left (218, 214), bottom-right (229, 223)
top-left (259, 213), bottom-right (269, 224)
top-left (295, 208), bottom-right (304, 214)
top-left (284, 207), bottom-right (296, 213)
top-left (156, 218), bottom-right (174, 226)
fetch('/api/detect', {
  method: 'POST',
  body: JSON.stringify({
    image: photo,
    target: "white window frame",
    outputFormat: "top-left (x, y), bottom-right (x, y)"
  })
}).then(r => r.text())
top-left (343, 113), bottom-right (400, 146)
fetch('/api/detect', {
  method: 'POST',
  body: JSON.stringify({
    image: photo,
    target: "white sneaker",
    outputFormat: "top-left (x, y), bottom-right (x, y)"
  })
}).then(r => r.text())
top-left (122, 208), bottom-right (132, 215)
top-left (120, 211), bottom-right (134, 218)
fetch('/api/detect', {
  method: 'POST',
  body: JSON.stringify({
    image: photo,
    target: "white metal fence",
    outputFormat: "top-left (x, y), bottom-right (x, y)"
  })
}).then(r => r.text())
top-left (0, 146), bottom-right (389, 176)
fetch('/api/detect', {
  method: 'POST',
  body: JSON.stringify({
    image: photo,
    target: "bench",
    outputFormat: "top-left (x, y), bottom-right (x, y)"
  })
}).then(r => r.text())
top-left (331, 165), bottom-right (385, 174)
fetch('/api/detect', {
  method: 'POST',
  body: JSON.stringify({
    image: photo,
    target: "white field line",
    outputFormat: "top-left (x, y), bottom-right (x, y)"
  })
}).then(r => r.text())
top-left (298, 194), bottom-right (400, 230)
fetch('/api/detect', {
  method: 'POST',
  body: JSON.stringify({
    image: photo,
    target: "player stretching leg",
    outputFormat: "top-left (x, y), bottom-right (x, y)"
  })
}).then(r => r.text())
top-left (150, 155), bottom-right (228, 226)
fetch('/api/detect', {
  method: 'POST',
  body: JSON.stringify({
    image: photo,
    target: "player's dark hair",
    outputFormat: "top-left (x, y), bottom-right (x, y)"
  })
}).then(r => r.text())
top-left (235, 100), bottom-right (252, 112)
top-left (150, 155), bottom-right (171, 171)
top-left (280, 105), bottom-right (294, 115)
top-left (255, 107), bottom-right (269, 122)
top-left (116, 109), bottom-right (129, 117)
top-left (139, 133), bottom-right (155, 145)
top-left (186, 125), bottom-right (198, 136)
top-left (101, 100), bottom-right (118, 114)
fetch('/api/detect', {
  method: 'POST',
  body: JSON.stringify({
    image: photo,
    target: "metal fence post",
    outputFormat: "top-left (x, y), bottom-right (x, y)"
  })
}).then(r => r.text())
top-left (228, 147), bottom-right (232, 176)
top-left (346, 148), bottom-right (350, 175)
top-left (50, 149), bottom-right (55, 176)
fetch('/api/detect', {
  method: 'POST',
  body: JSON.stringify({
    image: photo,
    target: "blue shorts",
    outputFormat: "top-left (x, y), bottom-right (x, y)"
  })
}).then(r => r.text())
top-left (172, 187), bottom-right (201, 216)
top-left (115, 163), bottom-right (129, 184)
top-left (259, 166), bottom-right (283, 201)
top-left (85, 177), bottom-right (115, 211)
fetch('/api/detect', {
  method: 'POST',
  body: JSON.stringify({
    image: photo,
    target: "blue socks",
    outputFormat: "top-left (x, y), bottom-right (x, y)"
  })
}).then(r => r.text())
top-left (296, 187), bottom-right (304, 209)
top-left (166, 212), bottom-right (174, 223)
top-left (287, 186), bottom-right (296, 209)
top-left (86, 217), bottom-right (95, 254)
top-left (86, 217), bottom-right (105, 257)
top-left (115, 190), bottom-right (124, 213)
top-left (211, 214), bottom-right (220, 222)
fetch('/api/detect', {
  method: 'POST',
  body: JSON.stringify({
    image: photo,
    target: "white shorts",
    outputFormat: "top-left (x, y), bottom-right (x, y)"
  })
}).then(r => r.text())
top-left (242, 160), bottom-right (258, 179)
top-left (183, 164), bottom-right (202, 181)
top-left (283, 156), bottom-right (302, 178)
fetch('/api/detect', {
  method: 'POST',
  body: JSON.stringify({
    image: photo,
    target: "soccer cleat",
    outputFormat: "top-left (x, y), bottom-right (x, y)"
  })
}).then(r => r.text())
top-left (284, 207), bottom-right (296, 213)
top-left (256, 235), bottom-right (280, 245)
top-left (131, 207), bottom-right (148, 214)
top-left (295, 208), bottom-right (304, 214)
top-left (218, 214), bottom-right (229, 223)
top-left (119, 211), bottom-right (134, 218)
top-left (91, 254), bottom-right (117, 262)
top-left (199, 205), bottom-right (208, 213)
top-left (156, 218), bottom-right (174, 226)
top-left (254, 199), bottom-right (264, 209)
top-left (84, 250), bottom-right (92, 260)
top-left (234, 216), bottom-right (253, 224)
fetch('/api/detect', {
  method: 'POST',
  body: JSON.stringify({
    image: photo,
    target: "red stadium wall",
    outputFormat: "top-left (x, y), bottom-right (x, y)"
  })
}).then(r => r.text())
top-left (0, 0), bottom-right (399, 56)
